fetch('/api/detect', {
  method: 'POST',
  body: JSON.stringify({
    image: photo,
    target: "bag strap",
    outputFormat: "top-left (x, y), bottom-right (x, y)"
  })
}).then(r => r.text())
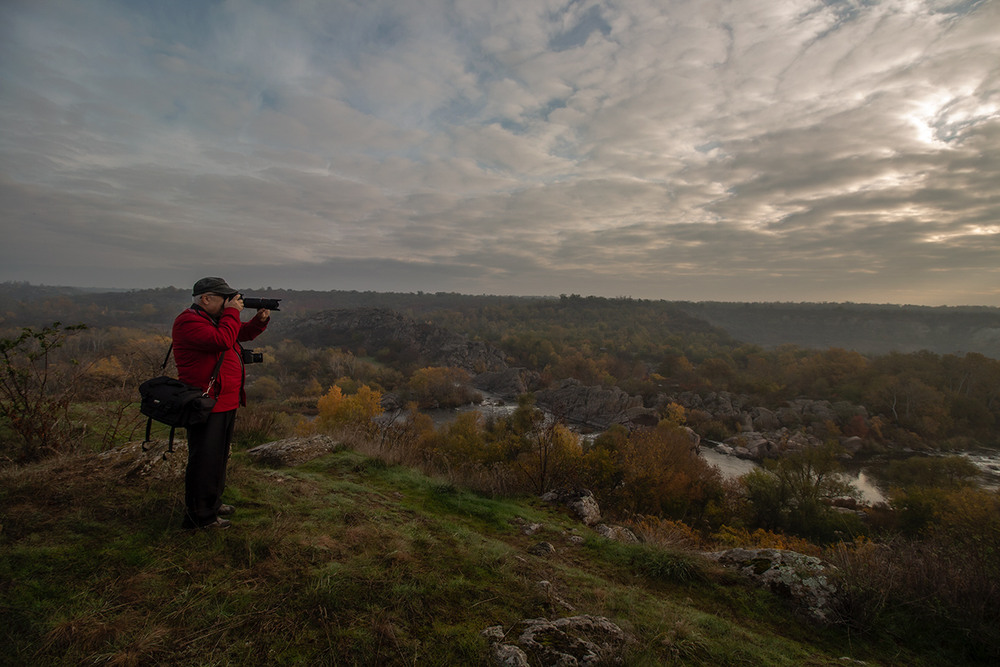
top-left (204, 350), bottom-right (225, 398)
top-left (162, 342), bottom-right (226, 397)
top-left (142, 420), bottom-right (176, 454)
top-left (142, 344), bottom-right (226, 453)
top-left (159, 343), bottom-right (173, 370)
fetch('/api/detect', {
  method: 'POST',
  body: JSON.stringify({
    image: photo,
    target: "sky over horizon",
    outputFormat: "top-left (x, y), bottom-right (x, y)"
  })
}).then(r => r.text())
top-left (1, 0), bottom-right (998, 305)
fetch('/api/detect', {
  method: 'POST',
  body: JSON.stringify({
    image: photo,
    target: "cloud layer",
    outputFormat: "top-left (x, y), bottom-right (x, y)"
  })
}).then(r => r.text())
top-left (1, 0), bottom-right (998, 304)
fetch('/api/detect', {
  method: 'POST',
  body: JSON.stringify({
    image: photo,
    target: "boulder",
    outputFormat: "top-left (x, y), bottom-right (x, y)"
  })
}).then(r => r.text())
top-left (751, 407), bottom-right (781, 431)
top-left (705, 548), bottom-right (840, 623)
top-left (541, 488), bottom-right (602, 526)
top-left (91, 440), bottom-right (187, 482)
top-left (595, 524), bottom-right (640, 544)
top-left (535, 379), bottom-right (644, 429)
top-left (474, 367), bottom-right (541, 399)
top-left (246, 435), bottom-right (343, 467)
top-left (484, 616), bottom-right (635, 666)
top-left (528, 542), bottom-right (557, 557)
top-left (482, 627), bottom-right (529, 667)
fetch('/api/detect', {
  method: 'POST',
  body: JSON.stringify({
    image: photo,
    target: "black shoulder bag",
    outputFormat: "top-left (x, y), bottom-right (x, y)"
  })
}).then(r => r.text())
top-left (139, 344), bottom-right (225, 452)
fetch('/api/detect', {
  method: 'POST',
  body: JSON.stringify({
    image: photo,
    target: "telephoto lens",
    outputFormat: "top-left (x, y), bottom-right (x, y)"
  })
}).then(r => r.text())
top-left (241, 297), bottom-right (281, 311)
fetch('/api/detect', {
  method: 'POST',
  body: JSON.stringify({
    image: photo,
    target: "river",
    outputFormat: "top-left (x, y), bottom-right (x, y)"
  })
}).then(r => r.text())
top-left (428, 396), bottom-right (1000, 504)
top-left (699, 446), bottom-right (887, 504)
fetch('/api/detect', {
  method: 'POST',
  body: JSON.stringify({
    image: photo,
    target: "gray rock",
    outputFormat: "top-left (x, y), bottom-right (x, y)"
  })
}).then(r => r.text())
top-left (521, 522), bottom-right (543, 536)
top-left (485, 615), bottom-right (633, 666)
top-left (538, 580), bottom-right (576, 611)
top-left (474, 367), bottom-right (542, 399)
top-left (94, 440), bottom-right (187, 481)
top-left (535, 379), bottom-right (644, 429)
top-left (705, 548), bottom-right (840, 623)
top-left (751, 407), bottom-right (781, 431)
top-left (528, 542), bottom-right (557, 556)
top-left (246, 435), bottom-right (343, 467)
top-left (541, 489), bottom-right (602, 526)
top-left (595, 524), bottom-right (640, 544)
top-left (483, 627), bottom-right (529, 667)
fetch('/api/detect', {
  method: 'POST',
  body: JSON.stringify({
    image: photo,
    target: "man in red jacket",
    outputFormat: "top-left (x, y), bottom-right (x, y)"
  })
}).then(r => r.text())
top-left (173, 277), bottom-right (270, 529)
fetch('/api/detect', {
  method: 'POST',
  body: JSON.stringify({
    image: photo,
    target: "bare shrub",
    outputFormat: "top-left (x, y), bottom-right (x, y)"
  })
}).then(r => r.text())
top-left (828, 535), bottom-right (1000, 661)
top-left (0, 323), bottom-right (88, 462)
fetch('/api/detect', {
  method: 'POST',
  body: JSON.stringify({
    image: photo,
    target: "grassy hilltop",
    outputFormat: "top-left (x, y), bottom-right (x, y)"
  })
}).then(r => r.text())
top-left (0, 439), bottom-right (967, 667)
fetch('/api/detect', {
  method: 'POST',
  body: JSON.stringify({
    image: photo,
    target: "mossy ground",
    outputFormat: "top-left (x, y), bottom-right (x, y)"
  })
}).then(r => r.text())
top-left (0, 443), bottom-right (937, 666)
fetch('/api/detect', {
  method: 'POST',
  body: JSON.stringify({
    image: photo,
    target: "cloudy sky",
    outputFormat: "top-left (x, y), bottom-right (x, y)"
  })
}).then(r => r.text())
top-left (1, 0), bottom-right (998, 305)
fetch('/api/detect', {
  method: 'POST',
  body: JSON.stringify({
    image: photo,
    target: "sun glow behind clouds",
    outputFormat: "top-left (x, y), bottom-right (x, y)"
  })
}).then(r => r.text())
top-left (905, 85), bottom-right (1000, 146)
top-left (925, 226), bottom-right (1000, 244)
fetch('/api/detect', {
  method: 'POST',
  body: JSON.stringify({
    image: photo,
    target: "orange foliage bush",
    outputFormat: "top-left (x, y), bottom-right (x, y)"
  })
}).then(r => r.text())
top-left (302, 384), bottom-right (383, 436)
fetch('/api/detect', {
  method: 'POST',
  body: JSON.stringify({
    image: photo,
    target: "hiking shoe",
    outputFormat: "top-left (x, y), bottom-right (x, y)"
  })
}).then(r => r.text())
top-left (218, 504), bottom-right (235, 516)
top-left (183, 517), bottom-right (231, 530)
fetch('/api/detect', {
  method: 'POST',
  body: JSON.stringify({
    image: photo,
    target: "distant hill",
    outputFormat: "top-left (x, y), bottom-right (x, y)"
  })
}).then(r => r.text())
top-left (674, 301), bottom-right (1000, 357)
top-left (3, 282), bottom-right (1000, 358)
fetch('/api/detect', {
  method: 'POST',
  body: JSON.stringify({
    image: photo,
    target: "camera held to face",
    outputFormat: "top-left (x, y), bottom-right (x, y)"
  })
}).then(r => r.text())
top-left (241, 347), bottom-right (264, 364)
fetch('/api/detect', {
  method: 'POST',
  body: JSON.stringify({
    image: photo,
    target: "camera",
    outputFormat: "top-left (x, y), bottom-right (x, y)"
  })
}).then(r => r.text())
top-left (241, 296), bottom-right (281, 311)
top-left (241, 347), bottom-right (264, 364)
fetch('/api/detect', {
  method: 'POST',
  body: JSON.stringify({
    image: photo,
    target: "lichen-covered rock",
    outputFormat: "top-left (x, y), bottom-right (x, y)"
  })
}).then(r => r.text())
top-left (245, 435), bottom-right (343, 467)
top-left (705, 548), bottom-right (840, 623)
top-left (482, 627), bottom-right (530, 667)
top-left (595, 524), bottom-right (639, 544)
top-left (484, 616), bottom-right (634, 666)
top-left (541, 488), bottom-right (602, 526)
top-left (91, 440), bottom-right (187, 481)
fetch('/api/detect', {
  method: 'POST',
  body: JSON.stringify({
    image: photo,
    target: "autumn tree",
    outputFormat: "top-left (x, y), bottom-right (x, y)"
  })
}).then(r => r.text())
top-left (483, 394), bottom-right (583, 494)
top-left (311, 384), bottom-right (383, 437)
top-left (740, 442), bottom-right (860, 542)
top-left (407, 366), bottom-right (480, 409)
top-left (605, 421), bottom-right (723, 524)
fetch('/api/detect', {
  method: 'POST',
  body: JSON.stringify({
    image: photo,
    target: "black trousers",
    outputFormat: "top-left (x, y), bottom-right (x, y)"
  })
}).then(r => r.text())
top-left (184, 410), bottom-right (236, 527)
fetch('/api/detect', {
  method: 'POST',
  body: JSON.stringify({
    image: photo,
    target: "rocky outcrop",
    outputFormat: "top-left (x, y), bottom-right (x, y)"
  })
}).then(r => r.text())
top-left (719, 429), bottom-right (822, 460)
top-left (541, 488), bottom-right (602, 526)
top-left (473, 367), bottom-right (542, 399)
top-left (483, 616), bottom-right (635, 666)
top-left (246, 435), bottom-right (343, 467)
top-left (91, 440), bottom-right (187, 481)
top-left (705, 548), bottom-right (840, 623)
top-left (535, 379), bottom-right (656, 429)
top-left (595, 524), bottom-right (639, 544)
top-left (284, 308), bottom-right (509, 373)
top-left (674, 391), bottom-right (870, 460)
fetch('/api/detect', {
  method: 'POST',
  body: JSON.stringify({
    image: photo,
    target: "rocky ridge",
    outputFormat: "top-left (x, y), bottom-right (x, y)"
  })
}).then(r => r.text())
top-left (284, 308), bottom-right (872, 460)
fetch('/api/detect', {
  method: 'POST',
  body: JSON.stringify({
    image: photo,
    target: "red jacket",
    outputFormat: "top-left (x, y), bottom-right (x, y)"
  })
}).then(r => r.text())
top-left (171, 305), bottom-right (269, 412)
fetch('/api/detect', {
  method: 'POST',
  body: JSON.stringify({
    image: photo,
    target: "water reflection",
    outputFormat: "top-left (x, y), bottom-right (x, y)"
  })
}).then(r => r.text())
top-left (699, 446), bottom-right (887, 504)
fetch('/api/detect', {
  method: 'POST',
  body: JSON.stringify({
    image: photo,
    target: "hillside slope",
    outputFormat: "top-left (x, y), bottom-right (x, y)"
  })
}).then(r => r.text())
top-left (0, 440), bottom-right (941, 666)
top-left (677, 301), bottom-right (1000, 356)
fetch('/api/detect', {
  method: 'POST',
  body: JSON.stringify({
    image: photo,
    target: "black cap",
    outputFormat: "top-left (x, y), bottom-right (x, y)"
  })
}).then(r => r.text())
top-left (192, 277), bottom-right (238, 297)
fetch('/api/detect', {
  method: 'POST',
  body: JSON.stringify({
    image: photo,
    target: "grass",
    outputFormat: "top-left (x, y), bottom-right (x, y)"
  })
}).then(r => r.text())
top-left (0, 442), bottom-right (966, 666)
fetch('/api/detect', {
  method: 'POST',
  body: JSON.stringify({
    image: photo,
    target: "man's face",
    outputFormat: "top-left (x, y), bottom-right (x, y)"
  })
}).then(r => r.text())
top-left (199, 293), bottom-right (229, 316)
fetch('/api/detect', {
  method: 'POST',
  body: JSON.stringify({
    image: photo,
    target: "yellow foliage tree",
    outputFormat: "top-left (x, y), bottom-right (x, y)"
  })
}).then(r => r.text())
top-left (315, 384), bottom-right (383, 433)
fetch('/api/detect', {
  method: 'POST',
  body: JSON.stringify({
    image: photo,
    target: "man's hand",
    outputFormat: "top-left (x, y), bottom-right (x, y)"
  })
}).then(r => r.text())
top-left (254, 308), bottom-right (270, 322)
top-left (225, 294), bottom-right (244, 312)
